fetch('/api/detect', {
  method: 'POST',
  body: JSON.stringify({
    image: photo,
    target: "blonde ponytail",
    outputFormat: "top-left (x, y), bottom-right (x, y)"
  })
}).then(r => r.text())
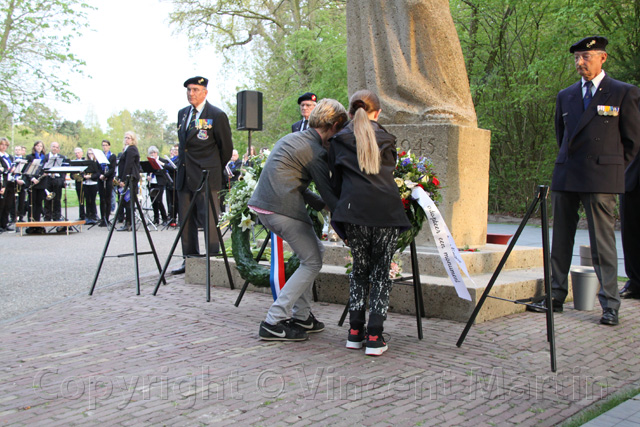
top-left (350, 90), bottom-right (381, 175)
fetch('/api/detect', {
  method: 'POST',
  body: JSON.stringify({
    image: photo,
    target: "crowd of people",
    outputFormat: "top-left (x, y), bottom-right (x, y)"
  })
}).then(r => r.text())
top-left (0, 135), bottom-right (181, 235)
top-left (2, 35), bottom-right (639, 357)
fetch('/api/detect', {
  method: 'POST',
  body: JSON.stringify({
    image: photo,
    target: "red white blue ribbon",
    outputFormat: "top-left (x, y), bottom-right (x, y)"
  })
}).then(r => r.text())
top-left (269, 232), bottom-right (286, 300)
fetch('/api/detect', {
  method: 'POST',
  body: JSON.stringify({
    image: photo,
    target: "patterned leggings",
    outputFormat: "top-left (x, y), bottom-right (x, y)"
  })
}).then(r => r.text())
top-left (345, 223), bottom-right (400, 317)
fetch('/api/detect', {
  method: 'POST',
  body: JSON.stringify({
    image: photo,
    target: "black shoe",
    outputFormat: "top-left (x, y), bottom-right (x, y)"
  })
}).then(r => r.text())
top-left (85, 219), bottom-right (96, 225)
top-left (259, 320), bottom-right (309, 341)
top-left (117, 224), bottom-right (132, 232)
top-left (526, 299), bottom-right (563, 313)
top-left (98, 221), bottom-right (107, 227)
top-left (291, 312), bottom-right (325, 333)
top-left (346, 327), bottom-right (366, 349)
top-left (56, 226), bottom-right (66, 233)
top-left (365, 332), bottom-right (388, 356)
top-left (171, 262), bottom-right (186, 275)
top-left (4, 226), bottom-right (14, 232)
top-left (620, 282), bottom-right (640, 299)
top-left (600, 308), bottom-right (619, 325)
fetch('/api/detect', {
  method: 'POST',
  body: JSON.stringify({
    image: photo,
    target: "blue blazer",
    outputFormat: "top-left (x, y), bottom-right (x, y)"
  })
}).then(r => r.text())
top-left (552, 74), bottom-right (640, 194)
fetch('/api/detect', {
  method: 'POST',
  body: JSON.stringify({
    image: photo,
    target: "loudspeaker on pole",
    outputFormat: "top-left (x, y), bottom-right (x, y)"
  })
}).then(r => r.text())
top-left (236, 90), bottom-right (263, 131)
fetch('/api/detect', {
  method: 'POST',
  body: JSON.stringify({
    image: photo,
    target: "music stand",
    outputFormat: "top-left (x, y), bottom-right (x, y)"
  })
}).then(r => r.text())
top-left (89, 175), bottom-right (166, 296)
top-left (153, 169), bottom-right (235, 302)
top-left (48, 165), bottom-right (87, 231)
top-left (456, 185), bottom-right (557, 372)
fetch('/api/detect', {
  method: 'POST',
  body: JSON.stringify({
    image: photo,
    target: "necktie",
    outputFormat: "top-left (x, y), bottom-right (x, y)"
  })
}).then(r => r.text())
top-left (583, 80), bottom-right (593, 110)
top-left (302, 120), bottom-right (307, 131)
top-left (188, 108), bottom-right (198, 130)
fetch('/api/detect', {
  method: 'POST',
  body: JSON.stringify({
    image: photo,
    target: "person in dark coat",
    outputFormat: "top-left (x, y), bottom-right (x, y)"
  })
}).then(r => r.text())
top-left (291, 92), bottom-right (317, 133)
top-left (329, 90), bottom-right (410, 356)
top-left (171, 76), bottom-right (233, 274)
top-left (620, 150), bottom-right (640, 299)
top-left (528, 36), bottom-right (640, 326)
top-left (116, 131), bottom-right (141, 232)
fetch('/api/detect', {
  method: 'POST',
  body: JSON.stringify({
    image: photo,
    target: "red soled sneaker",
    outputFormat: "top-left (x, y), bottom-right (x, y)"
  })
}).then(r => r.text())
top-left (346, 328), bottom-right (366, 349)
top-left (365, 333), bottom-right (388, 356)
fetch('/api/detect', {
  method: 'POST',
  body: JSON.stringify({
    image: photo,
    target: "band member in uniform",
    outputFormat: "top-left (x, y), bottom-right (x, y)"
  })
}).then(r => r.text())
top-left (171, 76), bottom-right (233, 275)
top-left (116, 131), bottom-right (140, 232)
top-left (165, 145), bottom-right (179, 225)
top-left (147, 145), bottom-right (169, 226)
top-left (0, 138), bottom-right (14, 232)
top-left (97, 140), bottom-right (116, 227)
top-left (26, 141), bottom-right (47, 233)
top-left (82, 148), bottom-right (99, 224)
top-left (42, 142), bottom-right (66, 221)
top-left (12, 145), bottom-right (27, 223)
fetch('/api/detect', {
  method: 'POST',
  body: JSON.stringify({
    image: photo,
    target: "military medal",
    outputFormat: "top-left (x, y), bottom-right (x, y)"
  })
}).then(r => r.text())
top-left (197, 130), bottom-right (208, 139)
top-left (597, 105), bottom-right (619, 116)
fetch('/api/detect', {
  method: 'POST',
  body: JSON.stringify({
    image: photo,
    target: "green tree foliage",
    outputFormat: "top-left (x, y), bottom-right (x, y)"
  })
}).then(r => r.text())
top-left (0, 0), bottom-right (92, 112)
top-left (168, 0), bottom-right (347, 149)
top-left (450, 0), bottom-right (603, 213)
top-left (107, 109), bottom-right (172, 156)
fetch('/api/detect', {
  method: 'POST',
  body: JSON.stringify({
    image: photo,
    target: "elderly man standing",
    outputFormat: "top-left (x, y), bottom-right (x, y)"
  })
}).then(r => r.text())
top-left (172, 76), bottom-right (233, 275)
top-left (291, 92), bottom-right (318, 133)
top-left (528, 36), bottom-right (640, 326)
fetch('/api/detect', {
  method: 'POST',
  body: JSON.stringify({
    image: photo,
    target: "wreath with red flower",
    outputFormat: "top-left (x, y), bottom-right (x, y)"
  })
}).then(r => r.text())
top-left (394, 149), bottom-right (442, 251)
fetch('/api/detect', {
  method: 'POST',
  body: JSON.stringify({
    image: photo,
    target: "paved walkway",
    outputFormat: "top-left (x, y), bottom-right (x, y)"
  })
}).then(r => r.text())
top-left (0, 223), bottom-right (638, 426)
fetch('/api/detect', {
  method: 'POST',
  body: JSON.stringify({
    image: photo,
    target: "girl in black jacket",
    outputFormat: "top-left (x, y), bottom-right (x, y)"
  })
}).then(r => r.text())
top-left (329, 90), bottom-right (410, 356)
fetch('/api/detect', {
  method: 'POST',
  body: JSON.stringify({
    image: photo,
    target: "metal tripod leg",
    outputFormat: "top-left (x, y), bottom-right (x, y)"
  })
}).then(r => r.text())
top-left (456, 185), bottom-right (557, 372)
top-left (234, 233), bottom-right (271, 307)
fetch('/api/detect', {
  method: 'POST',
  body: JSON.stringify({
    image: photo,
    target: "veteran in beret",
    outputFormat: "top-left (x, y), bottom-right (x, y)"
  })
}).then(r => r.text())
top-left (172, 76), bottom-right (234, 275)
top-left (528, 36), bottom-right (640, 326)
top-left (291, 92), bottom-right (318, 133)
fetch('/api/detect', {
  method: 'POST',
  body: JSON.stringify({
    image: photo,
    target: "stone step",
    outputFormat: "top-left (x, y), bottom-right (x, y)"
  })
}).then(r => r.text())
top-left (313, 241), bottom-right (542, 277)
top-left (186, 254), bottom-right (568, 324)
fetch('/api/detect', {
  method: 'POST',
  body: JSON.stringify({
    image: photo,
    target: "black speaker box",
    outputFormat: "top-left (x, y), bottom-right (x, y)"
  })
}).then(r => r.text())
top-left (237, 90), bottom-right (263, 131)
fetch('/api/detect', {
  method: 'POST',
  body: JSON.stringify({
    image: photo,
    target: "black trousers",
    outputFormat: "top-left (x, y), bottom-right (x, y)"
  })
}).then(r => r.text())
top-left (621, 184), bottom-right (640, 293)
top-left (84, 184), bottom-right (98, 220)
top-left (75, 181), bottom-right (85, 219)
top-left (150, 183), bottom-right (168, 223)
top-left (98, 179), bottom-right (113, 223)
top-left (178, 187), bottom-right (220, 256)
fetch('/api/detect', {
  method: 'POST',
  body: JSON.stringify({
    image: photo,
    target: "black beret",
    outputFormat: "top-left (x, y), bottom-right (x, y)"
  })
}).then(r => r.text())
top-left (570, 36), bottom-right (608, 53)
top-left (297, 92), bottom-right (317, 104)
top-left (183, 76), bottom-right (208, 88)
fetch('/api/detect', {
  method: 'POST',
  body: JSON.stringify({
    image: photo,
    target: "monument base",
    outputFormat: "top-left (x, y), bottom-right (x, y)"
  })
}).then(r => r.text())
top-left (386, 123), bottom-right (491, 247)
top-left (186, 241), bottom-right (568, 324)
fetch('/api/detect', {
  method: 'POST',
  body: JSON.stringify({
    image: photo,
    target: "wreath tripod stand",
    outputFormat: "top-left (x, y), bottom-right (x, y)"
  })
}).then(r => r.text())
top-left (456, 185), bottom-right (557, 372)
top-left (153, 169), bottom-right (235, 301)
top-left (89, 175), bottom-right (166, 296)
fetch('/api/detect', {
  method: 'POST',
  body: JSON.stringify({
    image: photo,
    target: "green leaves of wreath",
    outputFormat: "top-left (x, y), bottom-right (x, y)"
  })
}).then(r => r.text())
top-left (222, 152), bottom-right (325, 288)
top-left (229, 210), bottom-right (324, 288)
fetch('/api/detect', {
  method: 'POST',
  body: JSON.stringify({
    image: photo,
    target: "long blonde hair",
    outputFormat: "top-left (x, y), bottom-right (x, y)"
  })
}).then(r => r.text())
top-left (350, 90), bottom-right (381, 175)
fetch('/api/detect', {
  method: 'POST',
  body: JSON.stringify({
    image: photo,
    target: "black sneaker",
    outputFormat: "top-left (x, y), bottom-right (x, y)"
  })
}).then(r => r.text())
top-left (365, 333), bottom-right (388, 356)
top-left (259, 320), bottom-right (309, 341)
top-left (346, 328), bottom-right (365, 349)
top-left (291, 312), bottom-right (325, 333)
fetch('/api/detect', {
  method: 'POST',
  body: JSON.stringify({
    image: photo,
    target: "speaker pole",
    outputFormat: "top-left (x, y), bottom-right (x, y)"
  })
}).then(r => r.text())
top-left (248, 130), bottom-right (252, 158)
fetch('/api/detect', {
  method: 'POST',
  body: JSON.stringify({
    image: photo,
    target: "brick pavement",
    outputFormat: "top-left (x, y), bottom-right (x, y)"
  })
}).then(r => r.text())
top-left (0, 273), bottom-right (639, 426)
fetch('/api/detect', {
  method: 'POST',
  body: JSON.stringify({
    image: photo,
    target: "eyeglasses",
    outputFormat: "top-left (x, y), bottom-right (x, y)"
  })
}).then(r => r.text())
top-left (124, 136), bottom-right (132, 140)
top-left (574, 52), bottom-right (602, 62)
top-left (300, 102), bottom-right (316, 109)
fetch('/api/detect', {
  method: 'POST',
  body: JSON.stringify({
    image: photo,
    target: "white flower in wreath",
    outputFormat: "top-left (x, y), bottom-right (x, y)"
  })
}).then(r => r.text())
top-left (240, 213), bottom-right (254, 232)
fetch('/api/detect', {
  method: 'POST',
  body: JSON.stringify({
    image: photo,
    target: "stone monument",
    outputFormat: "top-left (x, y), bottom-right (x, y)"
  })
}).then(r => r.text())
top-left (347, 0), bottom-right (491, 246)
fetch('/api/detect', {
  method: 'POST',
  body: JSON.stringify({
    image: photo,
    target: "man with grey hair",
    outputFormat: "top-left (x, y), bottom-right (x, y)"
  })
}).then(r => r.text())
top-left (249, 98), bottom-right (347, 341)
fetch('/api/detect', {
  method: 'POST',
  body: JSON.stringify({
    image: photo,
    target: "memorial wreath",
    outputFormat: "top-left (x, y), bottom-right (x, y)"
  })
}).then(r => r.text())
top-left (222, 148), bottom-right (441, 287)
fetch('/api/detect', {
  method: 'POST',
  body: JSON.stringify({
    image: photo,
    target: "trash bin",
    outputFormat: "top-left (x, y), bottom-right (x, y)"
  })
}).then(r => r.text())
top-left (579, 245), bottom-right (592, 266)
top-left (570, 266), bottom-right (599, 311)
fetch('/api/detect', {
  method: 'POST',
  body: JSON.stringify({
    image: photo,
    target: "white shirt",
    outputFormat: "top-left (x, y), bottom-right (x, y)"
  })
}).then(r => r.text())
top-left (582, 70), bottom-right (606, 97)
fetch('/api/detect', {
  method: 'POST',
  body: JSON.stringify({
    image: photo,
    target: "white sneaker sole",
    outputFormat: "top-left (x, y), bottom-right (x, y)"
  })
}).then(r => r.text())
top-left (346, 340), bottom-right (364, 349)
top-left (365, 345), bottom-right (388, 356)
